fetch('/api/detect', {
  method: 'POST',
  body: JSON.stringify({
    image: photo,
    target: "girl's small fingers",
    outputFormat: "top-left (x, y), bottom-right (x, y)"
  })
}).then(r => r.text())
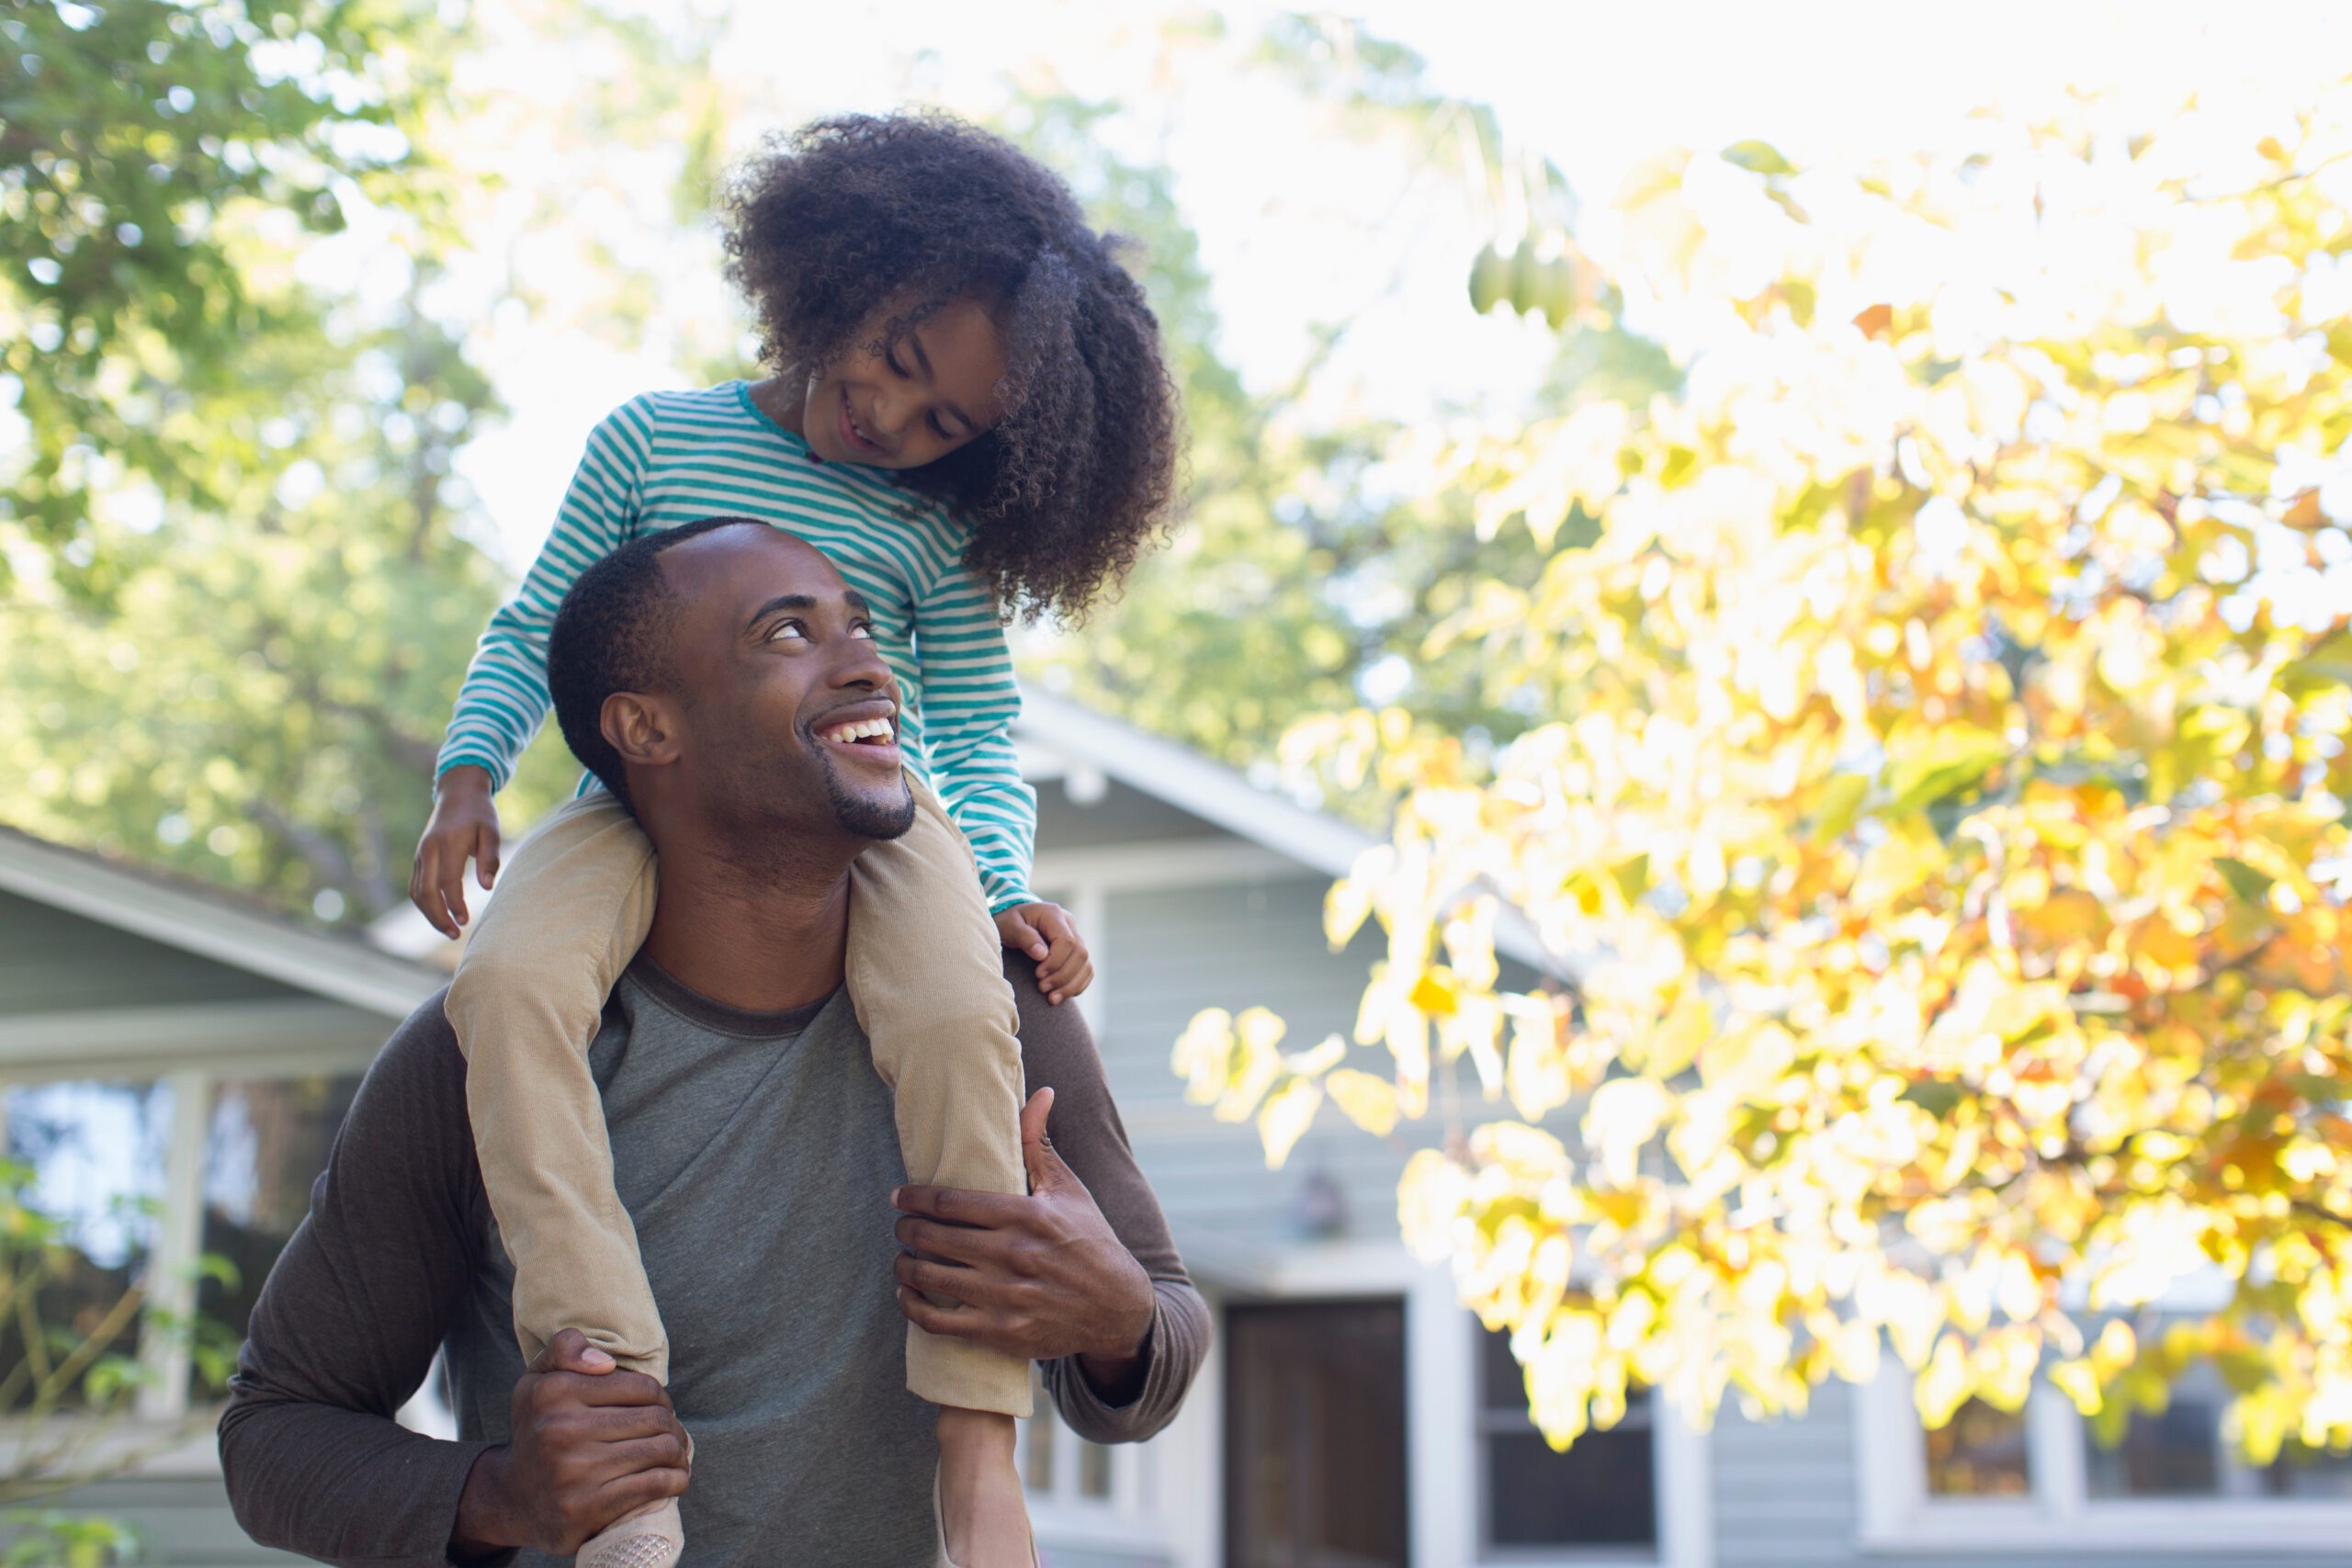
top-left (477, 829), bottom-right (501, 888)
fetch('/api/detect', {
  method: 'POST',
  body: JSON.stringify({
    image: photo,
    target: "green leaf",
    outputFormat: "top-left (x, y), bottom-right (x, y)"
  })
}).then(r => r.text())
top-left (1812, 773), bottom-right (1871, 839)
top-left (1901, 1078), bottom-right (1966, 1120)
top-left (1884, 727), bottom-right (2011, 815)
top-left (2214, 856), bottom-right (2275, 905)
top-left (1723, 140), bottom-right (1798, 176)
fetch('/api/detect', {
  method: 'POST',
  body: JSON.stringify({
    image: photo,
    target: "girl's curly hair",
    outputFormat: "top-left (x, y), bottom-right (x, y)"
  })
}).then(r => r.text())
top-left (721, 112), bottom-right (1182, 622)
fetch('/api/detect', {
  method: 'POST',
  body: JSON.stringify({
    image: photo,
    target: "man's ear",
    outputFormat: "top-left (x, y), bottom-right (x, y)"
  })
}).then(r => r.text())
top-left (601, 692), bottom-right (681, 769)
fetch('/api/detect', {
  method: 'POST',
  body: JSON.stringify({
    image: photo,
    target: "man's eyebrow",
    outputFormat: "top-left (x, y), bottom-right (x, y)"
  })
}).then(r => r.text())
top-left (747, 591), bottom-right (870, 629)
top-left (747, 592), bottom-right (818, 627)
top-left (908, 328), bottom-right (978, 436)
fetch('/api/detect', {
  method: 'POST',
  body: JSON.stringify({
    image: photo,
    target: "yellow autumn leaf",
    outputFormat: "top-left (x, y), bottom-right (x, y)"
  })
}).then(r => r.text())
top-left (1258, 1077), bottom-right (1325, 1170)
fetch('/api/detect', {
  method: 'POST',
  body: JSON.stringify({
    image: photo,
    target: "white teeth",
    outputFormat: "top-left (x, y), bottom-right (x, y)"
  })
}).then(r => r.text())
top-left (821, 717), bottom-right (894, 744)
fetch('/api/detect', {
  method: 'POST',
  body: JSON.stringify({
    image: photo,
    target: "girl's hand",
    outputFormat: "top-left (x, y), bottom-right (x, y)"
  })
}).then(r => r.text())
top-left (411, 765), bottom-right (502, 939)
top-left (994, 902), bottom-right (1092, 1005)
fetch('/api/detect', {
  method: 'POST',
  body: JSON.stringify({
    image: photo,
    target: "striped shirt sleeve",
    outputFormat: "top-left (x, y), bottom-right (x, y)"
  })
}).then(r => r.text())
top-left (436, 399), bottom-right (655, 787)
top-left (914, 563), bottom-right (1037, 913)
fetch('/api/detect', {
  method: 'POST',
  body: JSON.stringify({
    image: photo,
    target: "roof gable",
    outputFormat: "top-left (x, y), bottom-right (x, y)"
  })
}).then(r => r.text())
top-left (0, 826), bottom-right (440, 1020)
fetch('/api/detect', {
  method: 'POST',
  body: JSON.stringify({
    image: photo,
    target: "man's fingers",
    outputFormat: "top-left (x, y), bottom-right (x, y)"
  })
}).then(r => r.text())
top-left (893, 1250), bottom-right (987, 1305)
top-left (554, 1369), bottom-right (676, 1411)
top-left (896, 1283), bottom-right (986, 1340)
top-left (890, 1182), bottom-right (1031, 1228)
top-left (892, 1214), bottom-right (1010, 1266)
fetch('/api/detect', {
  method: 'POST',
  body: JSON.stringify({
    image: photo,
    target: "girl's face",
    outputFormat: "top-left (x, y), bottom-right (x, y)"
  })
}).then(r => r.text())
top-left (799, 295), bottom-right (1008, 469)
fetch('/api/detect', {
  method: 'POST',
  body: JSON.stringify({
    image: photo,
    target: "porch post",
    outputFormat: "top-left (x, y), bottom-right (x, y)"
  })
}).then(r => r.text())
top-left (136, 1069), bottom-right (209, 1423)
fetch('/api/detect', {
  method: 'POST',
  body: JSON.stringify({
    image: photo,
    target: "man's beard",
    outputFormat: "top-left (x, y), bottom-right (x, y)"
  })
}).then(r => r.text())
top-left (819, 752), bottom-right (917, 840)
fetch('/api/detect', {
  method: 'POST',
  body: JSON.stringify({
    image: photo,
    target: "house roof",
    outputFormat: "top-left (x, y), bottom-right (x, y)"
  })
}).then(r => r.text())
top-left (1013, 686), bottom-right (1552, 972)
top-left (1013, 686), bottom-right (1379, 880)
top-left (0, 824), bottom-right (443, 1020)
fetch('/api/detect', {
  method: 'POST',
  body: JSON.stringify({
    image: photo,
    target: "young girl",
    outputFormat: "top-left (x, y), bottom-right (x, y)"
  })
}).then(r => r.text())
top-left (408, 114), bottom-right (1179, 1568)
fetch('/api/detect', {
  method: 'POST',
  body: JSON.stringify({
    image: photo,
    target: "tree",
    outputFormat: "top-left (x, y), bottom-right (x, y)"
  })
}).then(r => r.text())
top-left (1176, 85), bottom-right (2352, 1468)
top-left (1, 0), bottom-right (447, 588)
top-left (0, 0), bottom-right (588, 920)
top-left (1013, 26), bottom-right (1676, 800)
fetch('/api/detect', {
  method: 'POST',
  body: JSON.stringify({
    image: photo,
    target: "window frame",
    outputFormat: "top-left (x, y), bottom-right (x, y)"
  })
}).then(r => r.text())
top-left (1853, 1360), bottom-right (2352, 1554)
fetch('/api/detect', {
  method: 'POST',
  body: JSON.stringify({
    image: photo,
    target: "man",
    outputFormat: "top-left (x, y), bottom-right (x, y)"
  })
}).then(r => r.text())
top-left (220, 521), bottom-right (1207, 1564)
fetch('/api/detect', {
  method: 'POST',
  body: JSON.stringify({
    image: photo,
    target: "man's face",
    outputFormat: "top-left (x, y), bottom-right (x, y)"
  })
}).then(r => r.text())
top-left (646, 525), bottom-right (915, 846)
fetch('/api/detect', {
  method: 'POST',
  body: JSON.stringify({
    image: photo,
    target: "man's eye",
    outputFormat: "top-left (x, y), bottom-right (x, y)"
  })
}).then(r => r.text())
top-left (852, 623), bottom-right (874, 639)
top-left (769, 621), bottom-right (808, 641)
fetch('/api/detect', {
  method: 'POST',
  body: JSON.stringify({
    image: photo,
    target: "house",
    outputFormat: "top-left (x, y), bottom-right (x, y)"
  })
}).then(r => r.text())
top-left (3, 691), bottom-right (2348, 1565)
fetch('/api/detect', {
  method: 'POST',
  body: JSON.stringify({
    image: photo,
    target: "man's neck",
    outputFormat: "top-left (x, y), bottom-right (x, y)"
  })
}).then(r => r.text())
top-left (637, 829), bottom-right (852, 1013)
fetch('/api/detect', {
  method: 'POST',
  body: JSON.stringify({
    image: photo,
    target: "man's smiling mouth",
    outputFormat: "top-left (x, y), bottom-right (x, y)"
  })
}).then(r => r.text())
top-left (817, 711), bottom-right (897, 747)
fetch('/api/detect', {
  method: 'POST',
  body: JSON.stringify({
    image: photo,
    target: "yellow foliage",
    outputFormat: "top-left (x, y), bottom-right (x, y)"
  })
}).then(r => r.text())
top-left (1174, 89), bottom-right (2352, 1458)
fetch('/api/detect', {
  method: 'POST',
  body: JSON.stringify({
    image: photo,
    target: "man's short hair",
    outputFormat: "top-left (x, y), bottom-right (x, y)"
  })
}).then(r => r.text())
top-left (547, 517), bottom-right (762, 805)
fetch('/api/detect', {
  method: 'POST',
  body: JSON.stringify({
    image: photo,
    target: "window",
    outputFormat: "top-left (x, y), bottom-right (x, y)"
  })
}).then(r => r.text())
top-left (1857, 1348), bottom-right (2352, 1552)
top-left (1019, 1364), bottom-right (1115, 1506)
top-left (1925, 1397), bottom-right (2030, 1496)
top-left (1226, 1299), bottom-right (1409, 1568)
top-left (2083, 1359), bottom-right (2352, 1500)
top-left (1477, 1326), bottom-right (1657, 1555)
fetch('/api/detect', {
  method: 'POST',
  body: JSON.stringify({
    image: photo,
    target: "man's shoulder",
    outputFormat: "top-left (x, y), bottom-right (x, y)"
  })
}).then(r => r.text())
top-left (341, 988), bottom-right (474, 1163)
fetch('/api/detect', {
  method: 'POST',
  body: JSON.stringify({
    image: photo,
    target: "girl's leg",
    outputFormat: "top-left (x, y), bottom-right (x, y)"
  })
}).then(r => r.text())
top-left (442, 791), bottom-right (683, 1568)
top-left (847, 780), bottom-right (1036, 1566)
top-left (444, 790), bottom-right (670, 1381)
top-left (845, 780), bottom-right (1034, 1416)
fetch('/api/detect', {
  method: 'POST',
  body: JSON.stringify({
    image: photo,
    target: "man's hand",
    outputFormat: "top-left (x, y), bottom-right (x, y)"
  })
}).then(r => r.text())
top-left (892, 1089), bottom-right (1155, 1397)
top-left (993, 903), bottom-right (1093, 1005)
top-left (447, 1328), bottom-right (689, 1562)
top-left (411, 764), bottom-right (502, 938)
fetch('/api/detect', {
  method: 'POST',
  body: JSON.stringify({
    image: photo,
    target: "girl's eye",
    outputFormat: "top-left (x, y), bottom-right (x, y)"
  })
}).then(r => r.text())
top-left (885, 348), bottom-right (908, 378)
top-left (928, 412), bottom-right (948, 438)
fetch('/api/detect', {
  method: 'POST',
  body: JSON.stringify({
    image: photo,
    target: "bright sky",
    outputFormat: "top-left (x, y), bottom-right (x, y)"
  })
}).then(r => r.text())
top-left (412, 0), bottom-right (2352, 571)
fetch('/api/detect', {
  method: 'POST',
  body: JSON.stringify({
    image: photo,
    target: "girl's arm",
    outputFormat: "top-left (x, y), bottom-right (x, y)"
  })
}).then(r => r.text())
top-left (911, 565), bottom-right (1039, 916)
top-left (910, 564), bottom-right (1091, 1000)
top-left (411, 399), bottom-right (654, 933)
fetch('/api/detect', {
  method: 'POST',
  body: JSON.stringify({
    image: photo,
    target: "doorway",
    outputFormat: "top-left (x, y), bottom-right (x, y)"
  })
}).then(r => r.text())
top-left (1224, 1298), bottom-right (1410, 1567)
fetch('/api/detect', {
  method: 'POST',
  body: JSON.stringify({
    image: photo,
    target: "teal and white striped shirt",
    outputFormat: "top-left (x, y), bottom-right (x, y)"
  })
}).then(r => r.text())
top-left (437, 383), bottom-right (1037, 911)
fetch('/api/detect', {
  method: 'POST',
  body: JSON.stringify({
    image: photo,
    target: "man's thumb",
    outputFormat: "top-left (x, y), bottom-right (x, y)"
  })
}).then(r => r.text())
top-left (533, 1326), bottom-right (616, 1375)
top-left (1019, 1087), bottom-right (1058, 1189)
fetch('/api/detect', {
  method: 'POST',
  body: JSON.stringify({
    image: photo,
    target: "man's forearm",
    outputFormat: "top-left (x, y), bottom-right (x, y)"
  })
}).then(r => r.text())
top-left (219, 1394), bottom-right (498, 1568)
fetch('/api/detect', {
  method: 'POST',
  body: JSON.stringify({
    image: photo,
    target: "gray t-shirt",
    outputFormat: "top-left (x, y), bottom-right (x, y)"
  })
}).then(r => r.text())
top-left (443, 961), bottom-right (935, 1566)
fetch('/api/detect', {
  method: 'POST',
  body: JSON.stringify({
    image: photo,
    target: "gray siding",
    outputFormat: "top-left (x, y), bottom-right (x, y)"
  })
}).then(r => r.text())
top-left (0, 890), bottom-right (301, 1015)
top-left (1100, 875), bottom-right (1441, 1256)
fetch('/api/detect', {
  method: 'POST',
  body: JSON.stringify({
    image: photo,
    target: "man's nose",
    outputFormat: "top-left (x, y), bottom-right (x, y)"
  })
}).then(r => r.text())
top-left (829, 633), bottom-right (895, 692)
